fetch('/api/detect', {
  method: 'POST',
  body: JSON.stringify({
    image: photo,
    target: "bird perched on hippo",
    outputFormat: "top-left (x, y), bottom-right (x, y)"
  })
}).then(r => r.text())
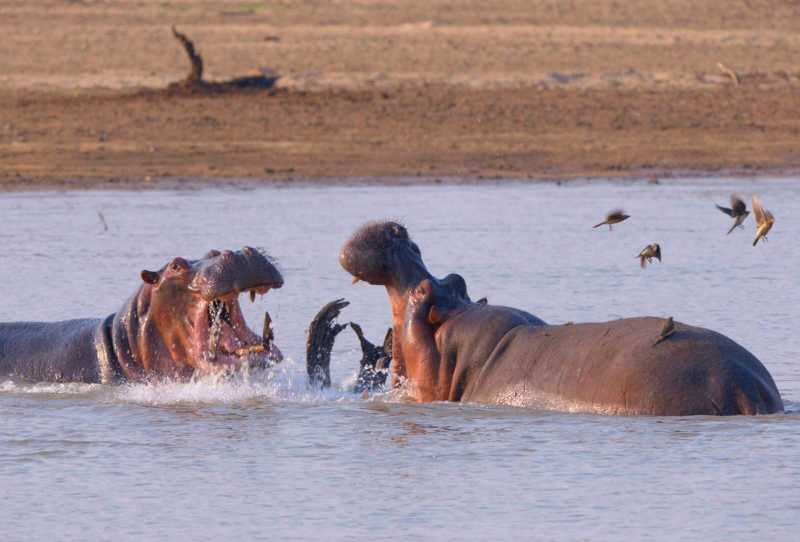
top-left (318, 220), bottom-right (783, 416)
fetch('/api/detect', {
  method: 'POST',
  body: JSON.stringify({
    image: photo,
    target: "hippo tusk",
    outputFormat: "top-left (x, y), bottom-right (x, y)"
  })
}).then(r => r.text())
top-left (262, 310), bottom-right (274, 348)
top-left (352, 277), bottom-right (361, 285)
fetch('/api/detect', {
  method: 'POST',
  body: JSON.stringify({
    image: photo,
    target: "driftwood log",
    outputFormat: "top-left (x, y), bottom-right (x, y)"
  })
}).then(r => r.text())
top-left (168, 26), bottom-right (279, 92)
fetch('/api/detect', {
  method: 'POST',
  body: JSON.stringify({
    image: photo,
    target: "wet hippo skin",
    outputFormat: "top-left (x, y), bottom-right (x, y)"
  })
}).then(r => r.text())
top-left (0, 248), bottom-right (283, 383)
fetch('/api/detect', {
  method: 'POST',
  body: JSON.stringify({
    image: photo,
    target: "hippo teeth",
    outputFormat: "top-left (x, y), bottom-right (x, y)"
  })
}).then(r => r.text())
top-left (234, 344), bottom-right (266, 357)
top-left (262, 311), bottom-right (273, 346)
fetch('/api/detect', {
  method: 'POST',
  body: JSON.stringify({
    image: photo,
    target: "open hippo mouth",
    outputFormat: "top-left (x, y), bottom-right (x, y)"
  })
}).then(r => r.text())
top-left (199, 288), bottom-right (277, 367)
top-left (140, 246), bottom-right (284, 374)
top-left (191, 248), bottom-right (283, 369)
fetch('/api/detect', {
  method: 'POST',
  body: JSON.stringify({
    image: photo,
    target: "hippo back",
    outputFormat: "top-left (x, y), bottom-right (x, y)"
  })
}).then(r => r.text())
top-left (461, 317), bottom-right (783, 415)
top-left (0, 319), bottom-right (104, 382)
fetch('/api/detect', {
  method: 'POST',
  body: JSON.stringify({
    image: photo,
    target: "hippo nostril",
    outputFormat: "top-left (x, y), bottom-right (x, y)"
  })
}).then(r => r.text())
top-left (221, 250), bottom-right (234, 258)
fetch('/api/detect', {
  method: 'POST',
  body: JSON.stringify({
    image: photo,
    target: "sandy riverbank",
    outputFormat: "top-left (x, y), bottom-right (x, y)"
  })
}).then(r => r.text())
top-left (1, 0), bottom-right (798, 189)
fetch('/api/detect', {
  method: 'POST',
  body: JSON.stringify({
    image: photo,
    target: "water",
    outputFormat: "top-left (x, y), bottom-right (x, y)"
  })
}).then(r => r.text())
top-left (1, 179), bottom-right (798, 541)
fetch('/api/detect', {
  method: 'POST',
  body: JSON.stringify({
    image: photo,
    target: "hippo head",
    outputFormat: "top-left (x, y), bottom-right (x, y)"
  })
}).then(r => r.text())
top-left (111, 247), bottom-right (284, 379)
top-left (339, 221), bottom-right (471, 323)
top-left (339, 221), bottom-right (428, 291)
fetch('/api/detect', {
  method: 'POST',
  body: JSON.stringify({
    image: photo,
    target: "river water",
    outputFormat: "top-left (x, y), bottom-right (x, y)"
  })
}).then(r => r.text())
top-left (1, 179), bottom-right (798, 541)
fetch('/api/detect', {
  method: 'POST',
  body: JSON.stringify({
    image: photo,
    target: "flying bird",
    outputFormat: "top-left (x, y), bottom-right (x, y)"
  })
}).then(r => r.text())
top-left (652, 317), bottom-right (675, 347)
top-left (637, 243), bottom-right (662, 269)
top-left (593, 210), bottom-right (630, 230)
top-left (715, 195), bottom-right (749, 234)
top-left (752, 195), bottom-right (774, 247)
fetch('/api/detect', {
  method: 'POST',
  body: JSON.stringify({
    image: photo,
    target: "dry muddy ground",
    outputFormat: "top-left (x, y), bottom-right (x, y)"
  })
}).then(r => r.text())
top-left (1, 0), bottom-right (799, 188)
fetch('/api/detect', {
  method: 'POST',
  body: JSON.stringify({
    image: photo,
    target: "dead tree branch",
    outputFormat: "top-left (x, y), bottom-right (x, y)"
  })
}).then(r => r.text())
top-left (171, 26), bottom-right (204, 86)
top-left (717, 62), bottom-right (740, 85)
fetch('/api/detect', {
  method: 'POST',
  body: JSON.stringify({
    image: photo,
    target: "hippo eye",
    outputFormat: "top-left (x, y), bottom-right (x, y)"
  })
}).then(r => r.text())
top-left (391, 224), bottom-right (406, 238)
top-left (169, 257), bottom-right (189, 273)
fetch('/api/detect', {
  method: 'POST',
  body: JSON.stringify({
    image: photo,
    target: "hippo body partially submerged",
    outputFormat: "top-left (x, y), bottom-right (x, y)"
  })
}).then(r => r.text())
top-left (0, 248), bottom-right (283, 383)
top-left (432, 306), bottom-right (781, 415)
top-left (335, 221), bottom-right (783, 416)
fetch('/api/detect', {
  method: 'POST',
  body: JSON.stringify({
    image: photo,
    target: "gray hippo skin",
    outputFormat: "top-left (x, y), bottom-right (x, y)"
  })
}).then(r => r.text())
top-left (0, 248), bottom-right (283, 383)
top-left (336, 221), bottom-right (783, 415)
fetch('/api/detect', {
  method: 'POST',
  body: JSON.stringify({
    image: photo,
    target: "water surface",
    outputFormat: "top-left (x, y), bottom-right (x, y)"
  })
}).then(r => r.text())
top-left (1, 179), bottom-right (798, 541)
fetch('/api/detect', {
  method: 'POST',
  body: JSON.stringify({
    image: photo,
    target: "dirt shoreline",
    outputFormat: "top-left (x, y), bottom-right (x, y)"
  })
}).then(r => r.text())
top-left (3, 84), bottom-right (799, 190)
top-left (2, 1), bottom-right (799, 190)
top-left (3, 169), bottom-right (800, 194)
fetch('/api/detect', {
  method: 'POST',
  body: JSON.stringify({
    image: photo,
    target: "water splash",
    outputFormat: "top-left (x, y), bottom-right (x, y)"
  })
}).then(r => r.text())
top-left (111, 357), bottom-right (383, 406)
top-left (0, 356), bottom-right (396, 406)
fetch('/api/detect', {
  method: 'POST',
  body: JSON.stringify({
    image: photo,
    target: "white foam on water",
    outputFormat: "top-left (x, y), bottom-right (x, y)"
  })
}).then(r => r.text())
top-left (109, 357), bottom-right (378, 406)
top-left (0, 380), bottom-right (101, 395)
top-left (0, 356), bottom-right (397, 406)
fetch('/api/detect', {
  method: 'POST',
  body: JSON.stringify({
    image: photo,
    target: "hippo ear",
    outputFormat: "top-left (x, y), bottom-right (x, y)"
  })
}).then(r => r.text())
top-left (140, 270), bottom-right (160, 285)
top-left (428, 305), bottom-right (444, 325)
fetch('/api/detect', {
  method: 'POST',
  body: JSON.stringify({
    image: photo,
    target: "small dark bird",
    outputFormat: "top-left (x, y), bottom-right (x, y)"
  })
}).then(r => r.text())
top-left (652, 317), bottom-right (675, 347)
top-left (716, 195), bottom-right (749, 234)
top-left (593, 209), bottom-right (630, 230)
top-left (637, 243), bottom-right (662, 269)
top-left (752, 195), bottom-right (774, 247)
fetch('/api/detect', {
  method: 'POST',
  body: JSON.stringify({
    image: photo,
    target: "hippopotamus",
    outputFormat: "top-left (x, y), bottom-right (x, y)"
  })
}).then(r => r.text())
top-left (332, 221), bottom-right (784, 416)
top-left (0, 248), bottom-right (284, 383)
